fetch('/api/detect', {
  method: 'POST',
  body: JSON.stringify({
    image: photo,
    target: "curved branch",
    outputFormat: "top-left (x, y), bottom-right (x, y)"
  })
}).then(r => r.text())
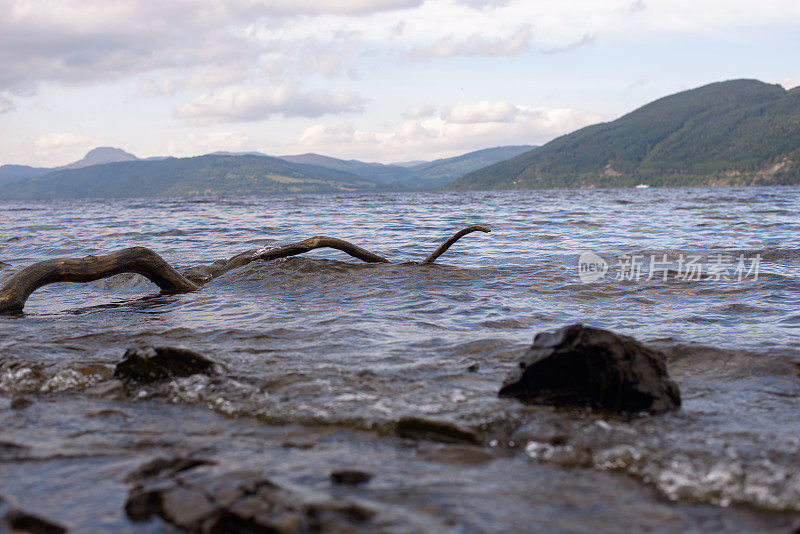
top-left (422, 225), bottom-right (491, 263)
top-left (182, 236), bottom-right (390, 283)
top-left (0, 247), bottom-right (200, 314)
top-left (0, 226), bottom-right (490, 312)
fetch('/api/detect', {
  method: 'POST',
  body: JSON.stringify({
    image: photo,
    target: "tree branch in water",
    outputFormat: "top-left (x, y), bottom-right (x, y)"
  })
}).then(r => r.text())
top-left (0, 226), bottom-right (490, 312)
top-left (0, 247), bottom-right (200, 313)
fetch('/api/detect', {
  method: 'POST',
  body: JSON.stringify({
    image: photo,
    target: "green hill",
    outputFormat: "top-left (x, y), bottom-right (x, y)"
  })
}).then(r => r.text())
top-left (1, 154), bottom-right (379, 199)
top-left (280, 145), bottom-right (534, 189)
top-left (449, 79), bottom-right (800, 190)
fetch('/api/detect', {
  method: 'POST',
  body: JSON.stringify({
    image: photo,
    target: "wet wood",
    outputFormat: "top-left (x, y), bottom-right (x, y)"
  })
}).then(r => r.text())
top-left (0, 247), bottom-right (200, 313)
top-left (422, 225), bottom-right (491, 263)
top-left (0, 226), bottom-right (490, 313)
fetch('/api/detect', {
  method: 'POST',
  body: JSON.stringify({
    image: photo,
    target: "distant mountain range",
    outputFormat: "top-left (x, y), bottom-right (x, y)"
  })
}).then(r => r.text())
top-left (450, 79), bottom-right (800, 190)
top-left (0, 145), bottom-right (534, 198)
top-left (3, 78), bottom-right (799, 198)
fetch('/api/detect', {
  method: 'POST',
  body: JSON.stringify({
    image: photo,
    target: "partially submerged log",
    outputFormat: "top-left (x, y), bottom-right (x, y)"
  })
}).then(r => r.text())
top-left (0, 247), bottom-right (199, 313)
top-left (0, 226), bottom-right (490, 313)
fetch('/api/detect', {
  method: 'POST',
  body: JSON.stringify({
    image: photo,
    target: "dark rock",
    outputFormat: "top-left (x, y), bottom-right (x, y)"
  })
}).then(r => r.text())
top-left (330, 470), bottom-right (372, 485)
top-left (0, 495), bottom-right (67, 533)
top-left (395, 416), bottom-right (480, 445)
top-left (125, 465), bottom-right (374, 533)
top-left (114, 346), bottom-right (218, 384)
top-left (467, 363), bottom-right (480, 373)
top-left (499, 324), bottom-right (681, 413)
top-left (124, 456), bottom-right (214, 482)
top-left (9, 396), bottom-right (33, 409)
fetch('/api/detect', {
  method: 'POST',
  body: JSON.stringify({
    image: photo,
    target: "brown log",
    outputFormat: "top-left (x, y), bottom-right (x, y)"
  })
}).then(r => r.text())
top-left (0, 226), bottom-right (490, 312)
top-left (0, 247), bottom-right (200, 313)
top-left (422, 225), bottom-right (491, 263)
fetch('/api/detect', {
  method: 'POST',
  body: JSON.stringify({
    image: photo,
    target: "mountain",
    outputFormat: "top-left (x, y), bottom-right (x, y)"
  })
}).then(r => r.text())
top-left (0, 164), bottom-right (50, 187)
top-left (404, 145), bottom-right (535, 188)
top-left (1, 154), bottom-right (379, 199)
top-left (279, 153), bottom-right (411, 183)
top-left (60, 146), bottom-right (138, 169)
top-left (450, 79), bottom-right (800, 190)
top-left (0, 146), bottom-right (139, 188)
top-left (279, 145), bottom-right (535, 189)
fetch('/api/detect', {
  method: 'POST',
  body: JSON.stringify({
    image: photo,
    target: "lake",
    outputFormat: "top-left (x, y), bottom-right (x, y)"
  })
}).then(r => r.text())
top-left (1, 186), bottom-right (799, 532)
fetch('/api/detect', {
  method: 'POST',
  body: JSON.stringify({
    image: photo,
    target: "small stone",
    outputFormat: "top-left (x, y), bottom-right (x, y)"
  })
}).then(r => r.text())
top-left (467, 363), bottom-right (480, 373)
top-left (330, 470), bottom-right (372, 485)
top-left (396, 417), bottom-right (480, 445)
top-left (114, 346), bottom-right (218, 384)
top-left (9, 396), bottom-right (33, 410)
top-left (499, 324), bottom-right (681, 413)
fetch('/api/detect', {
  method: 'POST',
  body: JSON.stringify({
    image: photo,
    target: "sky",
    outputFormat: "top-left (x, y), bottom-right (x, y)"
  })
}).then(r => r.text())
top-left (1, 0), bottom-right (799, 167)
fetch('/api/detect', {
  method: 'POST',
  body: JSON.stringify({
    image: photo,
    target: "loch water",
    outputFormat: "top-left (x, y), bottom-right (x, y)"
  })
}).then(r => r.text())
top-left (1, 186), bottom-right (799, 532)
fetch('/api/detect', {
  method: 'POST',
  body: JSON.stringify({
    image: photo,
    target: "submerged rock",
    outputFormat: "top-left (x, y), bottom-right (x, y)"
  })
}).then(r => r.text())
top-left (125, 464), bottom-right (374, 533)
top-left (499, 324), bottom-right (681, 413)
top-left (330, 470), bottom-right (372, 485)
top-left (114, 346), bottom-right (219, 384)
top-left (0, 495), bottom-right (67, 533)
top-left (395, 416), bottom-right (480, 445)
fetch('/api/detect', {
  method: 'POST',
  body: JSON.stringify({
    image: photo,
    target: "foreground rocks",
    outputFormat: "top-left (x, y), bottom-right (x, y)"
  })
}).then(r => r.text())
top-left (0, 495), bottom-right (67, 533)
top-left (499, 324), bottom-right (681, 413)
top-left (114, 346), bottom-right (219, 384)
top-left (125, 459), bottom-right (374, 533)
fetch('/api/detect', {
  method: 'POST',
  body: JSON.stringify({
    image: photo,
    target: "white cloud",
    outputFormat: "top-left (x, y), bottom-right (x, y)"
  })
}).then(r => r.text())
top-left (174, 85), bottom-right (367, 125)
top-left (540, 34), bottom-right (596, 55)
top-left (34, 132), bottom-right (91, 153)
top-left (443, 101), bottom-right (518, 123)
top-left (403, 102), bottom-right (436, 119)
top-left (165, 131), bottom-right (254, 157)
top-left (0, 94), bottom-right (14, 113)
top-left (262, 32), bottom-right (361, 79)
top-left (294, 102), bottom-right (602, 162)
top-left (403, 25), bottom-right (531, 61)
top-left (456, 0), bottom-right (511, 10)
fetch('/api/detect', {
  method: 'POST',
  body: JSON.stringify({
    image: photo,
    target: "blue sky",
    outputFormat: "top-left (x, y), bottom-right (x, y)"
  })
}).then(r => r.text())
top-left (1, 0), bottom-right (799, 167)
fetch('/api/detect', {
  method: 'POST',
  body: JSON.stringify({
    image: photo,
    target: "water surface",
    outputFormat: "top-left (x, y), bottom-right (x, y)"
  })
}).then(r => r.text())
top-left (1, 187), bottom-right (799, 532)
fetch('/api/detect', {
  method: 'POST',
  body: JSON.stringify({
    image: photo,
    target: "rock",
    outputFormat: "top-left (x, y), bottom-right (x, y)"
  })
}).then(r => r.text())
top-left (395, 416), bottom-right (480, 445)
top-left (114, 346), bottom-right (219, 384)
top-left (467, 363), bottom-right (480, 373)
top-left (0, 495), bottom-right (67, 533)
top-left (330, 470), bottom-right (371, 485)
top-left (499, 324), bottom-right (681, 413)
top-left (125, 465), bottom-right (374, 533)
top-left (9, 396), bottom-right (33, 409)
top-left (85, 379), bottom-right (127, 401)
top-left (124, 456), bottom-right (214, 482)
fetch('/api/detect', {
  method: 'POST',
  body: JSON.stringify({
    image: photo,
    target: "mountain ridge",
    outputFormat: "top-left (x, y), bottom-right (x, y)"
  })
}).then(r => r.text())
top-left (449, 79), bottom-right (800, 190)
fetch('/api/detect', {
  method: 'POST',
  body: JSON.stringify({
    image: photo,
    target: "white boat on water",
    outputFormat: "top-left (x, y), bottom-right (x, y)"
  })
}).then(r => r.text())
top-left (635, 184), bottom-right (650, 189)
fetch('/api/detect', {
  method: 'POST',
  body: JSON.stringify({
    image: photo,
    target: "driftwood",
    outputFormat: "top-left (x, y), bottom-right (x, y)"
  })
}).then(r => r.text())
top-left (0, 226), bottom-right (490, 313)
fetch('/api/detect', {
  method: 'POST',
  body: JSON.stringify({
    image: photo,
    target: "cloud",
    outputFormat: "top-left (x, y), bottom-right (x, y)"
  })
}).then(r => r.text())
top-left (294, 102), bottom-right (602, 162)
top-left (624, 0), bottom-right (647, 14)
top-left (403, 25), bottom-right (531, 61)
top-left (456, 0), bottom-right (511, 10)
top-left (262, 32), bottom-right (361, 79)
top-left (540, 34), bottom-right (596, 55)
top-left (33, 132), bottom-right (92, 158)
top-left (403, 102), bottom-right (436, 119)
top-left (0, 94), bottom-right (14, 113)
top-left (174, 85), bottom-right (367, 125)
top-left (165, 131), bottom-right (254, 157)
top-left (442, 101), bottom-right (518, 123)
top-left (253, 0), bottom-right (423, 16)
top-left (0, 0), bottom-right (422, 94)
